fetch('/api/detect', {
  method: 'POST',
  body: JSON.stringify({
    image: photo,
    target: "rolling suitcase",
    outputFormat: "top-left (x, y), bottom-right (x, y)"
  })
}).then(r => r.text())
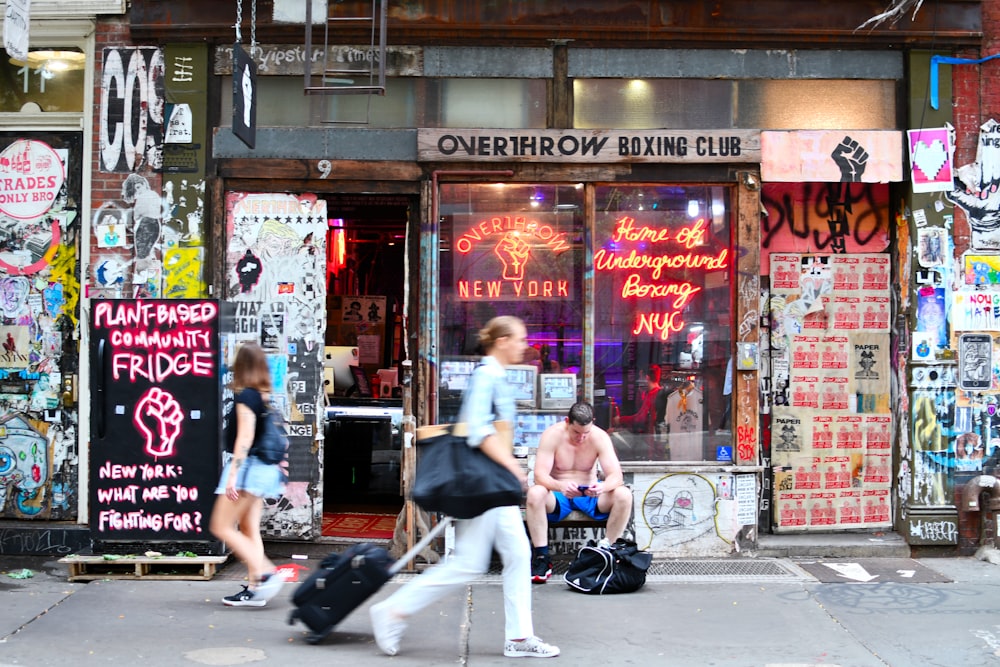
top-left (288, 515), bottom-right (452, 644)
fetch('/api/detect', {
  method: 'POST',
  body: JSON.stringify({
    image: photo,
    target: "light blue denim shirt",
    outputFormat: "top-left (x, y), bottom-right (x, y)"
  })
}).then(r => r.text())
top-left (457, 355), bottom-right (515, 447)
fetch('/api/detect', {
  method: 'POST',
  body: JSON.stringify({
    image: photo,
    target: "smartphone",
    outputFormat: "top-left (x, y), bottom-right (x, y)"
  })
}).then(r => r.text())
top-left (578, 485), bottom-right (590, 492)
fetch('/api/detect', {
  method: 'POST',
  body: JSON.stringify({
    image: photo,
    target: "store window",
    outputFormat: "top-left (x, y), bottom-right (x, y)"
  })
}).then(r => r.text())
top-left (436, 182), bottom-right (734, 463)
top-left (594, 185), bottom-right (733, 463)
top-left (0, 47), bottom-right (87, 113)
top-left (574, 79), bottom-right (895, 130)
top-left (220, 77), bottom-right (546, 128)
top-left (436, 183), bottom-right (585, 446)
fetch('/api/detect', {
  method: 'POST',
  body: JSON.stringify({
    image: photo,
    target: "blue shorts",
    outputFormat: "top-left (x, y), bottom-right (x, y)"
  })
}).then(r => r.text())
top-left (215, 453), bottom-right (285, 500)
top-left (547, 492), bottom-right (609, 523)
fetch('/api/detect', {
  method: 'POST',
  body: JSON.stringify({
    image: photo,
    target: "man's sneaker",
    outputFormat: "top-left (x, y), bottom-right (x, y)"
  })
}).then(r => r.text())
top-left (530, 556), bottom-right (552, 584)
top-left (222, 585), bottom-right (266, 607)
top-left (503, 635), bottom-right (560, 658)
top-left (254, 570), bottom-right (287, 602)
top-left (597, 537), bottom-right (612, 549)
top-left (370, 600), bottom-right (407, 656)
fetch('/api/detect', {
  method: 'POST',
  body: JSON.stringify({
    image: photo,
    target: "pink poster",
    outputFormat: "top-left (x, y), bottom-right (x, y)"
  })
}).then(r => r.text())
top-left (907, 127), bottom-right (954, 193)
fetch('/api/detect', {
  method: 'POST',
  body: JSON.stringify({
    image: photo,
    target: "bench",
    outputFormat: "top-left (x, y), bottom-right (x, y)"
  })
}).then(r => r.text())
top-left (521, 501), bottom-right (636, 558)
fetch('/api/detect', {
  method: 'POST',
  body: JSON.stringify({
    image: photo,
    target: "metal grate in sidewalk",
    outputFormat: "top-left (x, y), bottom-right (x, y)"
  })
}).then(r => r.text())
top-left (644, 558), bottom-right (811, 582)
top-left (444, 557), bottom-right (813, 583)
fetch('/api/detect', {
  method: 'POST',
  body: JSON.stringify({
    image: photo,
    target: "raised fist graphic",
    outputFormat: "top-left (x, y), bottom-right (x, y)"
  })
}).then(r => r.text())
top-left (831, 135), bottom-right (868, 183)
top-left (134, 387), bottom-right (184, 458)
top-left (494, 232), bottom-right (531, 281)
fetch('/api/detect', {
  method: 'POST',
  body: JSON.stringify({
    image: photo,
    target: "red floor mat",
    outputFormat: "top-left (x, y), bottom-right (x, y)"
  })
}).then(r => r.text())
top-left (321, 512), bottom-right (396, 539)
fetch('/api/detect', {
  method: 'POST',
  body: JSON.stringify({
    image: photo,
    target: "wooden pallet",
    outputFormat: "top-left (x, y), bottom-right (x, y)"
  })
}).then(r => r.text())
top-left (58, 555), bottom-right (228, 581)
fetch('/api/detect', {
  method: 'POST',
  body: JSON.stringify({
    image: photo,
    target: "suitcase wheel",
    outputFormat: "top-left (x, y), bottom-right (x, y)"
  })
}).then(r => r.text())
top-left (305, 631), bottom-right (326, 645)
top-left (288, 610), bottom-right (299, 626)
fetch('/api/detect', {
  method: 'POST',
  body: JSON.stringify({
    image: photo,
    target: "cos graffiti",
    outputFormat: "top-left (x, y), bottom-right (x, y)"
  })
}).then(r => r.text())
top-left (100, 47), bottom-right (165, 173)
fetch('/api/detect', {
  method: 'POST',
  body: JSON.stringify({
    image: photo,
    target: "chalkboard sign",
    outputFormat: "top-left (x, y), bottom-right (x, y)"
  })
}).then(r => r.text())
top-left (89, 299), bottom-right (222, 546)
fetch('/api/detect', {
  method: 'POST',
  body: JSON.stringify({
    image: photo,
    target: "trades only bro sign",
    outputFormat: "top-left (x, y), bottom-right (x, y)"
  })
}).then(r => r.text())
top-left (417, 128), bottom-right (760, 163)
top-left (0, 139), bottom-right (65, 220)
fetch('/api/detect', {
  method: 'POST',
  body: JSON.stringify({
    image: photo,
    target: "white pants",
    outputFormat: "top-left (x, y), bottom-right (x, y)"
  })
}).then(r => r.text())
top-left (383, 505), bottom-right (533, 640)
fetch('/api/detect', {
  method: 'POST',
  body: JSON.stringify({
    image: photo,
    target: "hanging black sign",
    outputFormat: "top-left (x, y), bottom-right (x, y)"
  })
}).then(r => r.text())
top-left (232, 43), bottom-right (257, 149)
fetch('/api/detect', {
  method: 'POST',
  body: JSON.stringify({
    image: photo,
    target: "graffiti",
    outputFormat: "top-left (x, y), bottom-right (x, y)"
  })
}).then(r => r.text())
top-left (0, 414), bottom-right (49, 515)
top-left (225, 192), bottom-right (328, 537)
top-left (760, 183), bottom-right (889, 273)
top-left (909, 518), bottom-right (958, 543)
top-left (46, 241), bottom-right (79, 325)
top-left (639, 473), bottom-right (720, 548)
top-left (99, 47), bottom-right (165, 172)
top-left (948, 118), bottom-right (1000, 249)
top-left (737, 424), bottom-right (756, 462)
top-left (0, 527), bottom-right (76, 554)
top-left (816, 583), bottom-right (956, 617)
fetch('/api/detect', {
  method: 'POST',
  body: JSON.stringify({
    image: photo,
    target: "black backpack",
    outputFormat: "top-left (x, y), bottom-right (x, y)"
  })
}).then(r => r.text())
top-left (250, 405), bottom-right (289, 465)
top-left (565, 538), bottom-right (653, 594)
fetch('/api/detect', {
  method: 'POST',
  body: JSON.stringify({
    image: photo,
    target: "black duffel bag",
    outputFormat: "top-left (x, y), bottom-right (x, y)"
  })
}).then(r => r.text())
top-left (565, 538), bottom-right (653, 594)
top-left (412, 422), bottom-right (523, 520)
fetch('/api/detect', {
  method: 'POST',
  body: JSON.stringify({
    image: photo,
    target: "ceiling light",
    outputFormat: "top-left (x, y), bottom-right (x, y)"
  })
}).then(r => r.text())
top-left (9, 50), bottom-right (87, 71)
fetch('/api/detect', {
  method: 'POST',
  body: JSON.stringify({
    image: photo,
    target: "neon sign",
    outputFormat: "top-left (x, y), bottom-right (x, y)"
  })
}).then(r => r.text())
top-left (595, 215), bottom-right (730, 339)
top-left (452, 213), bottom-right (574, 302)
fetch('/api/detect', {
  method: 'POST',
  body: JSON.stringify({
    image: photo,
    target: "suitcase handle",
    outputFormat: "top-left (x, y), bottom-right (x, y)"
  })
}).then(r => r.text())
top-left (388, 515), bottom-right (453, 576)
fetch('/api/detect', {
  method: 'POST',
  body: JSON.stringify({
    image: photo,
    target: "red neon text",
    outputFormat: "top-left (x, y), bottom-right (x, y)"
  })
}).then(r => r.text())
top-left (632, 312), bottom-right (685, 339)
top-left (455, 215), bottom-right (570, 255)
top-left (620, 275), bottom-right (701, 309)
top-left (612, 216), bottom-right (708, 250)
top-left (593, 247), bottom-right (729, 280)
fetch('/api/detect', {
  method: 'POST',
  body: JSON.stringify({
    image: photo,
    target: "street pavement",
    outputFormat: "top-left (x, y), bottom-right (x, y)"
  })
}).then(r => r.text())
top-left (2, 551), bottom-right (1000, 666)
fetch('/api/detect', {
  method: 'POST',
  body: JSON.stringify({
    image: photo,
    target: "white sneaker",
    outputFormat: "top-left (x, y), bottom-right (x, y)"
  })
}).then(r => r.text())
top-left (503, 635), bottom-right (560, 658)
top-left (254, 570), bottom-right (287, 603)
top-left (597, 538), bottom-right (612, 549)
top-left (370, 600), bottom-right (407, 656)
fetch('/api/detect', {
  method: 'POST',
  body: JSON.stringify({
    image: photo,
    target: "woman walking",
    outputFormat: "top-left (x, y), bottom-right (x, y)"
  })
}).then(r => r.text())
top-left (370, 315), bottom-right (559, 658)
top-left (210, 343), bottom-right (287, 607)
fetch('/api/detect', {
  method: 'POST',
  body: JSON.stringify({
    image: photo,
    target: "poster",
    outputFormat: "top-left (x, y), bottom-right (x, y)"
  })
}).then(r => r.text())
top-left (770, 252), bottom-right (892, 531)
top-left (907, 127), bottom-right (954, 193)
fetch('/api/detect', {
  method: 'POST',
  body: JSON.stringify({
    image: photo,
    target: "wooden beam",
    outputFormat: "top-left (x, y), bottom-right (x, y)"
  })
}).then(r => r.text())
top-left (734, 171), bottom-right (761, 467)
top-left (217, 159), bottom-right (422, 182)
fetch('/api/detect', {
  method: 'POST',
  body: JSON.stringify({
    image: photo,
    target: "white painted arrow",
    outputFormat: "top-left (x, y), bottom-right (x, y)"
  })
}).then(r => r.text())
top-left (822, 562), bottom-right (879, 582)
top-left (897, 570), bottom-right (916, 578)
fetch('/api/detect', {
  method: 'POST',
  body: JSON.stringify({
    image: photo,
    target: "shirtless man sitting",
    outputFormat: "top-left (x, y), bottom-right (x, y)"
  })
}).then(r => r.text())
top-left (525, 401), bottom-right (633, 583)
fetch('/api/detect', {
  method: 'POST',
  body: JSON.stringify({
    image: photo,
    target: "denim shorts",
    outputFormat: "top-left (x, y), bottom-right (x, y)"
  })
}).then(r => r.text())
top-left (215, 453), bottom-right (286, 499)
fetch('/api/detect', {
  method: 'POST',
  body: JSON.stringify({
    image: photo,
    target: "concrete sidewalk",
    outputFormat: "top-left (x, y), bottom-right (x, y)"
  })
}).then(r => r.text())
top-left (2, 552), bottom-right (1000, 666)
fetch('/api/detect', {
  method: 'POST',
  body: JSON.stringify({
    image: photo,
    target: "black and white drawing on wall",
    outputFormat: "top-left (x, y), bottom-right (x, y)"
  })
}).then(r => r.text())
top-left (232, 43), bottom-right (257, 149)
top-left (959, 333), bottom-right (993, 391)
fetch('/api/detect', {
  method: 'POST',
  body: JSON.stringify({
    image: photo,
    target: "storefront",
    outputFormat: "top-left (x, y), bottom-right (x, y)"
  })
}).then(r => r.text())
top-left (2, 0), bottom-right (990, 557)
top-left (116, 1), bottom-right (962, 554)
top-left (415, 129), bottom-right (762, 556)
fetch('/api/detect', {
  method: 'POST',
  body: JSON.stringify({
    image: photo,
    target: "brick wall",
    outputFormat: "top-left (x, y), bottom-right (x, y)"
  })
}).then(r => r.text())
top-left (952, 1), bottom-right (1000, 255)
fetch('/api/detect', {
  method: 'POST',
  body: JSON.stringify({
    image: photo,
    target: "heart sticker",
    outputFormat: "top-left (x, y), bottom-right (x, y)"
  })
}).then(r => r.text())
top-left (912, 139), bottom-right (948, 181)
